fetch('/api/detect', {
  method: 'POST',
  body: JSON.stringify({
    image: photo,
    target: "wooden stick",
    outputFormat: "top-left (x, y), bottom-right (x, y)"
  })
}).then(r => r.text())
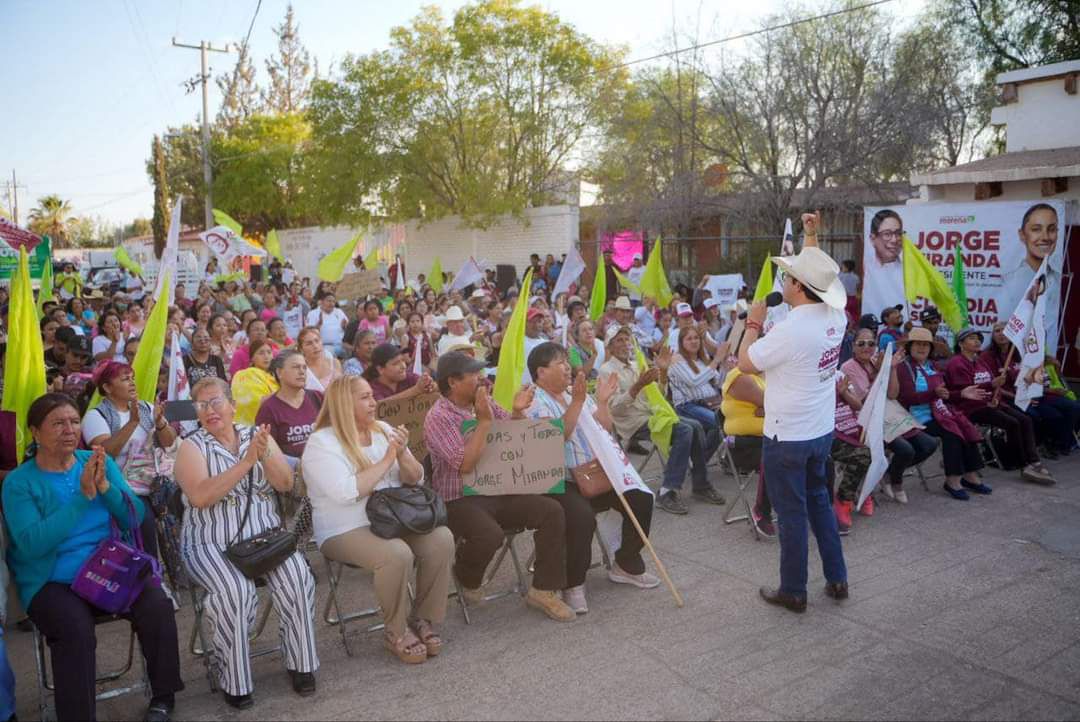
top-left (614, 489), bottom-right (684, 608)
top-left (991, 345), bottom-right (1016, 405)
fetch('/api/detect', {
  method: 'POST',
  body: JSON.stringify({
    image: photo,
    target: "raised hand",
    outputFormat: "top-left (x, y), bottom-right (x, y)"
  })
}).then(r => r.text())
top-left (513, 384), bottom-right (536, 414)
top-left (79, 449), bottom-right (100, 500)
top-left (571, 371), bottom-right (587, 405)
top-left (655, 346), bottom-right (673, 371)
top-left (92, 446), bottom-right (109, 495)
top-left (475, 386), bottom-right (494, 422)
top-left (801, 211), bottom-right (822, 236)
top-left (128, 398), bottom-right (140, 418)
top-left (891, 347), bottom-right (907, 367)
top-left (747, 300), bottom-right (767, 325)
top-left (596, 372), bottom-right (619, 406)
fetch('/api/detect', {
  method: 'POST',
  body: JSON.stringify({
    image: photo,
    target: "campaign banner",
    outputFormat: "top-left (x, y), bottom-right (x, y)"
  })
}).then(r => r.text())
top-left (600, 230), bottom-right (644, 272)
top-left (703, 274), bottom-right (745, 308)
top-left (862, 201), bottom-right (1067, 349)
top-left (0, 231), bottom-right (50, 280)
top-left (199, 225), bottom-right (267, 266)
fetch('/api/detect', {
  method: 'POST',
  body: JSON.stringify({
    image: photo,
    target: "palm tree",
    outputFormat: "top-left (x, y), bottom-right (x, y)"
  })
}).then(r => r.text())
top-left (28, 194), bottom-right (73, 247)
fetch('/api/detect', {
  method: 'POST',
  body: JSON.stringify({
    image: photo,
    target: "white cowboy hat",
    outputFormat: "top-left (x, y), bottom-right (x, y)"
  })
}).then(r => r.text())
top-left (444, 306), bottom-right (466, 321)
top-left (772, 246), bottom-right (846, 309)
top-left (614, 296), bottom-right (632, 311)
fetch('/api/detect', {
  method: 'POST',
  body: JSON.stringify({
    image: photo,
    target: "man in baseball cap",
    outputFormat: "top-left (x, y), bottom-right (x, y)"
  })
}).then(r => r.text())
top-left (738, 212), bottom-right (849, 613)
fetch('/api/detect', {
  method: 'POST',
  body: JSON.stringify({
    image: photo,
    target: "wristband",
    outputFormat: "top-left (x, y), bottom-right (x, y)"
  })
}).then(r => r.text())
top-left (745, 320), bottom-right (763, 332)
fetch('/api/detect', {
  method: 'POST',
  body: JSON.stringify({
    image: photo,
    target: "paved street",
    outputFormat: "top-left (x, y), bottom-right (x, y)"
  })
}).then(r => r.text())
top-left (10, 447), bottom-right (1080, 721)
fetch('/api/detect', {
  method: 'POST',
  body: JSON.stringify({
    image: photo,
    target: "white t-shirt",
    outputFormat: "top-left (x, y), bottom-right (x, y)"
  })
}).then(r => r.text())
top-left (306, 307), bottom-right (348, 347)
top-left (747, 303), bottom-right (846, 442)
top-left (281, 305), bottom-right (304, 340)
top-left (627, 265), bottom-right (646, 300)
top-left (302, 423), bottom-right (422, 546)
top-left (92, 334), bottom-right (126, 363)
top-left (82, 406), bottom-right (150, 471)
top-left (838, 271), bottom-right (860, 296)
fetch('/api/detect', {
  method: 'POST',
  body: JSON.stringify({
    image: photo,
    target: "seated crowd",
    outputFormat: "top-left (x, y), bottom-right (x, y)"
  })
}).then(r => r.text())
top-left (0, 252), bottom-right (1075, 721)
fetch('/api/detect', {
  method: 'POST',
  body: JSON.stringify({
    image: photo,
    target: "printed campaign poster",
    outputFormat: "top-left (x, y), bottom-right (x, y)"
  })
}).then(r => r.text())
top-left (862, 201), bottom-right (1067, 349)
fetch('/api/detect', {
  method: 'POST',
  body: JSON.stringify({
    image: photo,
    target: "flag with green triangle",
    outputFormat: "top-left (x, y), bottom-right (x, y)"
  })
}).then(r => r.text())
top-left (35, 251), bottom-right (53, 320)
top-left (492, 269), bottom-right (533, 411)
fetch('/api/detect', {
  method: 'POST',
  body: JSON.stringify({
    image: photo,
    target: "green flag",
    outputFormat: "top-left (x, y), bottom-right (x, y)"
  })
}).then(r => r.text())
top-left (633, 341), bottom-right (678, 456)
top-left (36, 252), bottom-right (53, 320)
top-left (752, 254), bottom-right (773, 302)
top-left (492, 269), bottom-right (533, 412)
top-left (2, 248), bottom-right (47, 462)
top-left (212, 208), bottom-right (243, 235)
top-left (265, 229), bottom-right (284, 263)
top-left (952, 245), bottom-right (969, 328)
top-left (639, 240), bottom-right (673, 307)
top-left (132, 273), bottom-right (170, 403)
top-left (613, 268), bottom-right (641, 296)
top-left (114, 246), bottom-right (144, 277)
top-left (588, 258), bottom-right (607, 321)
top-left (317, 233), bottom-right (361, 282)
top-left (429, 257), bottom-right (444, 293)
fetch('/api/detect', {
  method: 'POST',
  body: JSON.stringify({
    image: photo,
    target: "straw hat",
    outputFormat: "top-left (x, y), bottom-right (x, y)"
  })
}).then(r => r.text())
top-left (771, 246), bottom-right (846, 309)
top-left (614, 296), bottom-right (632, 311)
top-left (444, 306), bottom-right (465, 322)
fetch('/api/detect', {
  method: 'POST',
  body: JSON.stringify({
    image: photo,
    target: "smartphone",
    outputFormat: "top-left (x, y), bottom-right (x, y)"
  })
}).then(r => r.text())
top-left (164, 400), bottom-right (198, 422)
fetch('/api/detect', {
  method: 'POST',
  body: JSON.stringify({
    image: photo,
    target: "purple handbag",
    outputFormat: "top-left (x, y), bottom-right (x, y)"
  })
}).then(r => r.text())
top-left (70, 494), bottom-right (161, 614)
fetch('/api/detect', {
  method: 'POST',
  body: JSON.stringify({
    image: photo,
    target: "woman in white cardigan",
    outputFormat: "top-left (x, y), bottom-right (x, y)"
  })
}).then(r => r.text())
top-left (301, 375), bottom-right (453, 665)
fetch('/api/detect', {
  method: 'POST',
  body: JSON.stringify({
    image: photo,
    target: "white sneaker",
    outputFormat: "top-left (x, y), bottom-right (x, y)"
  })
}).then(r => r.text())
top-left (880, 483), bottom-right (896, 501)
top-left (608, 566), bottom-right (661, 589)
top-left (562, 585), bottom-right (588, 614)
top-left (894, 489), bottom-right (909, 504)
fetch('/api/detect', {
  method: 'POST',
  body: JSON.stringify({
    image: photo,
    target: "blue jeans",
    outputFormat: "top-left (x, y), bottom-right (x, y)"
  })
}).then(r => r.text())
top-left (1028, 394), bottom-right (1080, 452)
top-left (676, 401), bottom-right (721, 469)
top-left (0, 628), bottom-right (14, 721)
top-left (763, 432), bottom-right (847, 598)
top-left (661, 420), bottom-right (712, 493)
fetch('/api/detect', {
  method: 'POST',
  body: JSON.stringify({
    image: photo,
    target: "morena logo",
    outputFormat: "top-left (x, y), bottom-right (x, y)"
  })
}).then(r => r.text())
top-left (939, 215), bottom-right (976, 224)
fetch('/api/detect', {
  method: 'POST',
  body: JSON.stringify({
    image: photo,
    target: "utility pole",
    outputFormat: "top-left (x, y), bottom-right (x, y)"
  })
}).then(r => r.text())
top-left (172, 38), bottom-right (231, 231)
top-left (5, 170), bottom-right (26, 224)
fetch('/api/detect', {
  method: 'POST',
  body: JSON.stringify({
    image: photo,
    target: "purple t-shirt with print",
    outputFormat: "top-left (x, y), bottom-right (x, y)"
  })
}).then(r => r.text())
top-left (255, 390), bottom-right (323, 458)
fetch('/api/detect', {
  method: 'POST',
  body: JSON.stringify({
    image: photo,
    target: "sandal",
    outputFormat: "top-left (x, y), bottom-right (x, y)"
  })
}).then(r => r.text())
top-left (410, 619), bottom-right (443, 657)
top-left (383, 629), bottom-right (427, 664)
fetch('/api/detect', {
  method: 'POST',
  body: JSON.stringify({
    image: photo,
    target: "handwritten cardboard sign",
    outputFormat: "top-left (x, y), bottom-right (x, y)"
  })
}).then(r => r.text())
top-left (461, 418), bottom-right (566, 496)
top-left (376, 391), bottom-right (440, 462)
top-left (336, 270), bottom-right (382, 301)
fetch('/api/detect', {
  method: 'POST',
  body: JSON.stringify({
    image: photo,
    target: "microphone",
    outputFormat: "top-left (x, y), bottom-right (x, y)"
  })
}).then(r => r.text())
top-left (738, 292), bottom-right (783, 319)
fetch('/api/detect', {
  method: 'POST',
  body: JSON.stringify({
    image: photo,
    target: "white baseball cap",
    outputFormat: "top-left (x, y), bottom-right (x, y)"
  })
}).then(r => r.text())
top-left (675, 302), bottom-right (693, 317)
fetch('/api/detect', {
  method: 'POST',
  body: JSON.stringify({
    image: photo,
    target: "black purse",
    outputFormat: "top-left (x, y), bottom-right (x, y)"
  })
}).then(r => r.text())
top-left (367, 485), bottom-right (448, 540)
top-left (225, 468), bottom-right (297, 579)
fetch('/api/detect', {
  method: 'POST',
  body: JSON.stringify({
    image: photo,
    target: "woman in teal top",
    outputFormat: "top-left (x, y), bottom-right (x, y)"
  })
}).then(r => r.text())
top-left (2, 393), bottom-right (183, 722)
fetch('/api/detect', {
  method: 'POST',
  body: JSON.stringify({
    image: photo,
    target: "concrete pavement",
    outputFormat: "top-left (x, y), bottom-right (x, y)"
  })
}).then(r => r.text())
top-left (10, 446), bottom-right (1080, 721)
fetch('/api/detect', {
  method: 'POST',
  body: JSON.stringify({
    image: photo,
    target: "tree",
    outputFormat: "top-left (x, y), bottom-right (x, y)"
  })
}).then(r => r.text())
top-left (151, 134), bottom-right (171, 257)
top-left (306, 0), bottom-right (626, 227)
top-left (27, 195), bottom-right (73, 247)
top-left (213, 112), bottom-right (315, 232)
top-left (153, 125), bottom-right (205, 229)
top-left (217, 44), bottom-right (263, 128)
top-left (263, 4), bottom-right (315, 113)
top-left (945, 0), bottom-right (1080, 73)
top-left (67, 216), bottom-right (117, 248)
top-left (123, 217), bottom-right (153, 238)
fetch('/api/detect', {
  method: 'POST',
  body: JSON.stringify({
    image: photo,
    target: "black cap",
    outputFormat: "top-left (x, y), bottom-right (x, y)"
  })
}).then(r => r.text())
top-left (437, 351), bottom-right (486, 381)
top-left (921, 306), bottom-right (942, 322)
top-left (370, 343), bottom-right (405, 370)
top-left (858, 313), bottom-right (880, 330)
top-left (67, 335), bottom-right (92, 356)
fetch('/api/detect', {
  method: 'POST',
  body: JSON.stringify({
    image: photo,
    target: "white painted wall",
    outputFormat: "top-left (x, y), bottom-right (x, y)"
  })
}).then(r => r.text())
top-left (277, 205), bottom-right (580, 283)
top-left (990, 75), bottom-right (1080, 153)
top-left (915, 179), bottom-right (1080, 224)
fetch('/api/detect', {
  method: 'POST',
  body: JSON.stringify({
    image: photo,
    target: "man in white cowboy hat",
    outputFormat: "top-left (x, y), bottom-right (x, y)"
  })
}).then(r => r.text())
top-left (738, 212), bottom-right (849, 614)
top-left (437, 305), bottom-right (475, 356)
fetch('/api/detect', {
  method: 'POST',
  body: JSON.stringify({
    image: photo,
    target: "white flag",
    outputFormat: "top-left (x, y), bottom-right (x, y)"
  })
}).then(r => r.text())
top-left (411, 334), bottom-right (424, 376)
top-left (552, 243), bottom-right (586, 299)
top-left (449, 257), bottom-right (486, 291)
top-left (764, 218), bottom-right (794, 333)
top-left (155, 197), bottom-right (183, 306)
top-left (1003, 256), bottom-right (1049, 411)
top-left (856, 343), bottom-right (893, 511)
top-left (167, 332), bottom-right (198, 435)
top-left (199, 225), bottom-right (267, 266)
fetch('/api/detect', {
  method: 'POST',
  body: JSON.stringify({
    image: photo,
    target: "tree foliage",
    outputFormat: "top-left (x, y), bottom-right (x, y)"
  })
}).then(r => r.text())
top-left (306, 0), bottom-right (626, 227)
top-left (263, 4), bottom-right (316, 113)
top-left (217, 44), bottom-right (262, 128)
top-left (945, 0), bottom-right (1080, 73)
top-left (151, 135), bottom-right (170, 258)
top-left (28, 195), bottom-right (73, 247)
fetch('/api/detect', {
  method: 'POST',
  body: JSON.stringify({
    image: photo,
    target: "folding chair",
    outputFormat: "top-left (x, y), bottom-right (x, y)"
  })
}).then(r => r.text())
top-left (722, 436), bottom-right (764, 540)
top-left (322, 559), bottom-right (415, 656)
top-left (977, 424), bottom-right (1006, 469)
top-left (189, 581), bottom-right (279, 692)
top-left (452, 529), bottom-right (529, 625)
top-left (33, 615), bottom-right (150, 721)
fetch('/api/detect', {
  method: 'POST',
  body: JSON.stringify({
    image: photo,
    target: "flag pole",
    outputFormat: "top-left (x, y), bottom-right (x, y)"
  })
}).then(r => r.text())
top-left (613, 490), bottom-right (684, 608)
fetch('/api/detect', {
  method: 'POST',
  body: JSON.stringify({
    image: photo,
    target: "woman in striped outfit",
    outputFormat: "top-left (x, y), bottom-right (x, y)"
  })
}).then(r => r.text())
top-left (174, 377), bottom-right (319, 709)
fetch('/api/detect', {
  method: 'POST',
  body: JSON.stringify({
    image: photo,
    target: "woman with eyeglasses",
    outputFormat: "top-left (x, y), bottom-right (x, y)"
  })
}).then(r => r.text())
top-left (298, 326), bottom-right (343, 392)
top-left (836, 328), bottom-right (938, 514)
top-left (5, 394), bottom-right (183, 722)
top-left (174, 378), bottom-right (318, 709)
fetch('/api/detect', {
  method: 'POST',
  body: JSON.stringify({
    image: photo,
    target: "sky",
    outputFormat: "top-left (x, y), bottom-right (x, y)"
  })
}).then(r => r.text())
top-left (4, 0), bottom-right (926, 229)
